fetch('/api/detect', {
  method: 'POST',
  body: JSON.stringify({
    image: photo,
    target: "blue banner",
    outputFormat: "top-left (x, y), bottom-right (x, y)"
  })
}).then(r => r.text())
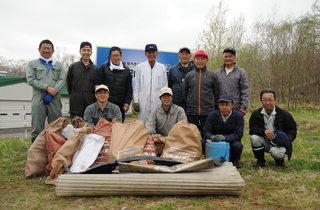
top-left (96, 46), bottom-right (179, 77)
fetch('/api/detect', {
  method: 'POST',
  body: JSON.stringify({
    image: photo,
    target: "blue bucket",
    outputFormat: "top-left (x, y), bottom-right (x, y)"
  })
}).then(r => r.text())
top-left (205, 140), bottom-right (230, 162)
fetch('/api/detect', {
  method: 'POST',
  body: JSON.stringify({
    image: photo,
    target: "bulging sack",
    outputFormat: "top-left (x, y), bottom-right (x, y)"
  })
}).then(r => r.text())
top-left (161, 120), bottom-right (202, 163)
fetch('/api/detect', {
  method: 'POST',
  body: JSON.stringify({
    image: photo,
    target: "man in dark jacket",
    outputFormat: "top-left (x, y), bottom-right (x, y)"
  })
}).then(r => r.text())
top-left (183, 50), bottom-right (220, 135)
top-left (249, 88), bottom-right (297, 168)
top-left (67, 41), bottom-right (98, 119)
top-left (202, 94), bottom-right (244, 168)
top-left (168, 47), bottom-right (195, 112)
top-left (95, 46), bottom-right (133, 122)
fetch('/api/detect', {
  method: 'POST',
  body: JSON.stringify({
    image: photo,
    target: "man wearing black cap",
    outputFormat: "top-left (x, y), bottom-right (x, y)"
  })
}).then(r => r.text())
top-left (95, 46), bottom-right (133, 122)
top-left (133, 44), bottom-right (168, 123)
top-left (216, 47), bottom-right (249, 116)
top-left (67, 41), bottom-right (98, 119)
top-left (168, 47), bottom-right (195, 112)
top-left (202, 94), bottom-right (244, 168)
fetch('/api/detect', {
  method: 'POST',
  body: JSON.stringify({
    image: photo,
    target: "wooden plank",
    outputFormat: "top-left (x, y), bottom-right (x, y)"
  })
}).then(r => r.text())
top-left (56, 162), bottom-right (245, 196)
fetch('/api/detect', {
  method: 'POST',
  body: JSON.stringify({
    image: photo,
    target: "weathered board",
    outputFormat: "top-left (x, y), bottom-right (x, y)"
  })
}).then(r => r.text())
top-left (56, 162), bottom-right (245, 196)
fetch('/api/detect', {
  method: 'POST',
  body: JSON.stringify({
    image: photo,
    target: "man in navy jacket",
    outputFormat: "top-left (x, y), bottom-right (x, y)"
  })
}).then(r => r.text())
top-left (202, 94), bottom-right (244, 168)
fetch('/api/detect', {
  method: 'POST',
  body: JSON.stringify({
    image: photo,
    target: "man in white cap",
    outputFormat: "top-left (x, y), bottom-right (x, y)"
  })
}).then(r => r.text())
top-left (84, 85), bottom-right (122, 128)
top-left (145, 87), bottom-right (187, 136)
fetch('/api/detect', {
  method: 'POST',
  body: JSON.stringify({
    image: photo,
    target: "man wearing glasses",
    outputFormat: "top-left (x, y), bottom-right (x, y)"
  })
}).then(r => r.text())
top-left (249, 88), bottom-right (297, 168)
top-left (84, 85), bottom-right (122, 128)
top-left (26, 39), bottom-right (65, 143)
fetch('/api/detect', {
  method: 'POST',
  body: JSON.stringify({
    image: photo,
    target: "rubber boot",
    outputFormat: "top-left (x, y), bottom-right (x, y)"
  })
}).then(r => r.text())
top-left (252, 149), bottom-right (266, 168)
top-left (31, 137), bottom-right (36, 144)
top-left (275, 159), bottom-right (287, 169)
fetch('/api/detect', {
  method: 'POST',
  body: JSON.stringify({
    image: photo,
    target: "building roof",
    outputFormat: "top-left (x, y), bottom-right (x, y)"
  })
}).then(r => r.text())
top-left (0, 76), bottom-right (27, 87)
top-left (0, 75), bottom-right (69, 97)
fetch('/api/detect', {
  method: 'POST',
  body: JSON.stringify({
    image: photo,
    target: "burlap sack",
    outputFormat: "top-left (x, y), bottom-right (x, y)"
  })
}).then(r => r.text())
top-left (45, 131), bottom-right (67, 175)
top-left (45, 123), bottom-right (93, 185)
top-left (72, 116), bottom-right (85, 128)
top-left (153, 134), bottom-right (167, 156)
top-left (161, 120), bottom-right (202, 163)
top-left (90, 118), bottom-right (113, 167)
top-left (25, 117), bottom-right (69, 178)
top-left (108, 120), bottom-right (148, 161)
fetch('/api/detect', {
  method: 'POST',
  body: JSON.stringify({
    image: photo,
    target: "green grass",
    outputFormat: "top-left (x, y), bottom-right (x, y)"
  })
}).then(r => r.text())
top-left (0, 110), bottom-right (319, 210)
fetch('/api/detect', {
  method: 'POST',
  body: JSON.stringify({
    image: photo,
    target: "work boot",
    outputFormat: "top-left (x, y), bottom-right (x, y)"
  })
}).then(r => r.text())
top-left (275, 159), bottom-right (287, 169)
top-left (232, 159), bottom-right (241, 169)
top-left (252, 148), bottom-right (266, 168)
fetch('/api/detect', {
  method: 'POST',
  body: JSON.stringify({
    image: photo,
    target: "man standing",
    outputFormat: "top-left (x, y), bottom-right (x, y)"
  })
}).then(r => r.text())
top-left (146, 87), bottom-right (187, 137)
top-left (183, 50), bottom-right (220, 135)
top-left (202, 94), bottom-right (244, 168)
top-left (26, 39), bottom-right (65, 143)
top-left (168, 47), bottom-right (195, 112)
top-left (216, 47), bottom-right (249, 116)
top-left (133, 44), bottom-right (167, 123)
top-left (84, 85), bottom-right (122, 128)
top-left (249, 88), bottom-right (297, 168)
top-left (67, 41), bottom-right (98, 119)
top-left (95, 46), bottom-right (132, 122)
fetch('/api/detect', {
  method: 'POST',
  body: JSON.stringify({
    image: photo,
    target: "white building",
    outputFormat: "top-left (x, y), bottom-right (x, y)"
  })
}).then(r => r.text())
top-left (0, 75), bottom-right (69, 129)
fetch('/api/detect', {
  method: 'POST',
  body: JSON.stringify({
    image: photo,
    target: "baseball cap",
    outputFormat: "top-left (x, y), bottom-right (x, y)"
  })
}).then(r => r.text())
top-left (194, 50), bottom-right (208, 58)
top-left (218, 94), bottom-right (233, 102)
top-left (179, 47), bottom-right (191, 54)
top-left (95, 85), bottom-right (109, 93)
top-left (223, 47), bottom-right (236, 55)
top-left (80, 41), bottom-right (92, 49)
top-left (145, 44), bottom-right (158, 52)
top-left (159, 87), bottom-right (173, 98)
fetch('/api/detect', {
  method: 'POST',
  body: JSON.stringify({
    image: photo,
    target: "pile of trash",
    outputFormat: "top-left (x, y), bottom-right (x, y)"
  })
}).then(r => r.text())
top-left (25, 117), bottom-right (208, 185)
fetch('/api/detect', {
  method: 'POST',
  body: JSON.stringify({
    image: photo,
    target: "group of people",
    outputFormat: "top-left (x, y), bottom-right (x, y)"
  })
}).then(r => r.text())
top-left (26, 39), bottom-right (297, 170)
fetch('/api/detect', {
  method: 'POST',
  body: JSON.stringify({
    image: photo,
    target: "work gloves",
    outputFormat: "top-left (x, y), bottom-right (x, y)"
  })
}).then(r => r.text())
top-left (210, 134), bottom-right (226, 142)
top-left (43, 94), bottom-right (54, 104)
top-left (134, 103), bottom-right (140, 112)
top-left (239, 109), bottom-right (247, 116)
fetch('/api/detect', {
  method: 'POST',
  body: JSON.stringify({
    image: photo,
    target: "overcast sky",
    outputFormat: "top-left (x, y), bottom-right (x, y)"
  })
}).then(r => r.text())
top-left (0, 0), bottom-right (316, 63)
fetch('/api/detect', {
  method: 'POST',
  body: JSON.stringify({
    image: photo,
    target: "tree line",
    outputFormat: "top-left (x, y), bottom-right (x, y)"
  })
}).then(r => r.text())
top-left (196, 0), bottom-right (320, 110)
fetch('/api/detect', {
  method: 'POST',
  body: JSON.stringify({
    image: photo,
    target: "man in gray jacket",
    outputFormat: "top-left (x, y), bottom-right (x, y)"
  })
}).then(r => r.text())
top-left (216, 47), bottom-right (249, 116)
top-left (146, 87), bottom-right (187, 136)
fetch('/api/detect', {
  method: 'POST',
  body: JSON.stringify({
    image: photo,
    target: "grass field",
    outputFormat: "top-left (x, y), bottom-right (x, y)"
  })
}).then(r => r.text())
top-left (0, 110), bottom-right (319, 210)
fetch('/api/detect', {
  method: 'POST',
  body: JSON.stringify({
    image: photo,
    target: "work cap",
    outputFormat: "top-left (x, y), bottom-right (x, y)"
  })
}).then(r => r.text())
top-left (95, 85), bottom-right (109, 93)
top-left (218, 94), bottom-right (233, 103)
top-left (194, 50), bottom-right (208, 58)
top-left (80, 41), bottom-right (92, 49)
top-left (145, 44), bottom-right (158, 52)
top-left (223, 47), bottom-right (236, 55)
top-left (179, 47), bottom-right (191, 54)
top-left (159, 87), bottom-right (173, 98)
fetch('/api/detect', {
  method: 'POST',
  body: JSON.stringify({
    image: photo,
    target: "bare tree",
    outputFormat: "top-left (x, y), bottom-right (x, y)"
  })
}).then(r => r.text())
top-left (54, 46), bottom-right (79, 74)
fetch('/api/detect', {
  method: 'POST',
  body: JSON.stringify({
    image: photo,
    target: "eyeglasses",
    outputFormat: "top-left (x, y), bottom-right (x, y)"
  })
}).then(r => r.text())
top-left (40, 47), bottom-right (52, 51)
top-left (261, 99), bottom-right (275, 103)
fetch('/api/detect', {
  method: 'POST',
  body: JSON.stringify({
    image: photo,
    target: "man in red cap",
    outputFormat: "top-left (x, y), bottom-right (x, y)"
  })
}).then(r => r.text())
top-left (183, 50), bottom-right (220, 136)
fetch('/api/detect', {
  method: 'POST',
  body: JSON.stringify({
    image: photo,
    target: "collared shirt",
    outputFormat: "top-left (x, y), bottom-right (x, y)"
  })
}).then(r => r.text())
top-left (221, 110), bottom-right (232, 123)
top-left (261, 107), bottom-right (277, 131)
top-left (84, 101), bottom-right (122, 128)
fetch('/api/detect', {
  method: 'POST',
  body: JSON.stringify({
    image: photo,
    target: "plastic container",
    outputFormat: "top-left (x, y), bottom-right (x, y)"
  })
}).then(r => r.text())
top-left (205, 140), bottom-right (230, 162)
